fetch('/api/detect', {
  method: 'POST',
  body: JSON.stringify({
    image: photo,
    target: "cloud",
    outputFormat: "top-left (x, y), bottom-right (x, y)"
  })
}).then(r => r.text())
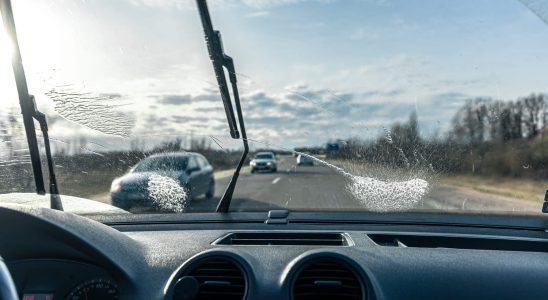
top-left (245, 11), bottom-right (270, 18)
top-left (194, 106), bottom-right (223, 113)
top-left (172, 115), bottom-right (214, 123)
top-left (127, 0), bottom-right (336, 9)
top-left (247, 115), bottom-right (294, 126)
top-left (361, 88), bottom-right (405, 98)
top-left (99, 93), bottom-right (123, 99)
top-left (45, 86), bottom-right (477, 149)
top-left (154, 94), bottom-right (192, 105)
top-left (429, 92), bottom-right (472, 104)
top-left (144, 114), bottom-right (170, 127)
top-left (152, 93), bottom-right (221, 105)
top-left (194, 94), bottom-right (220, 102)
top-left (243, 92), bottom-right (278, 109)
top-left (240, 0), bottom-right (337, 9)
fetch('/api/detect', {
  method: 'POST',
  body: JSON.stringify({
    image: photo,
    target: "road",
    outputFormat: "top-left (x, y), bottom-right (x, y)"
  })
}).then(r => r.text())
top-left (185, 156), bottom-right (542, 213)
top-left (188, 156), bottom-right (363, 212)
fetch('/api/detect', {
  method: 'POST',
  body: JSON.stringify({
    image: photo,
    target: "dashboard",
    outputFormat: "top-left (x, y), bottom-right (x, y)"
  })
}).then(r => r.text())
top-left (1, 205), bottom-right (548, 300)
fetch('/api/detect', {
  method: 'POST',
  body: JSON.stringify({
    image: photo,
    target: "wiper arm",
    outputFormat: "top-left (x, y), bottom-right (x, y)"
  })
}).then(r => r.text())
top-left (32, 97), bottom-right (63, 210)
top-left (195, 0), bottom-right (249, 213)
top-left (1, 0), bottom-right (63, 210)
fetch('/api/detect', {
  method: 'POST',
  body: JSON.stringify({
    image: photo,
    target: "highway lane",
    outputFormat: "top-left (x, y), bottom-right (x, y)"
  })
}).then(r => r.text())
top-left (186, 155), bottom-right (541, 213)
top-left (187, 155), bottom-right (363, 212)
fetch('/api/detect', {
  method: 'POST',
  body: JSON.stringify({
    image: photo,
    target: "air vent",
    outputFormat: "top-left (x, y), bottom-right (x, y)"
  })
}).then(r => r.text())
top-left (214, 232), bottom-right (351, 246)
top-left (292, 258), bottom-right (364, 300)
top-left (180, 256), bottom-right (246, 300)
top-left (368, 234), bottom-right (548, 252)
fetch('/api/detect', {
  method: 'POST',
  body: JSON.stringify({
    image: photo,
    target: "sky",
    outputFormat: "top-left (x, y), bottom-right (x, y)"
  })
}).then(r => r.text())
top-left (2, 0), bottom-right (548, 153)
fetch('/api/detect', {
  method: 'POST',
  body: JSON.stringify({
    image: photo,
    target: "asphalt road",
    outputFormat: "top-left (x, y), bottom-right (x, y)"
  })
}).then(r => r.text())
top-left (186, 156), bottom-right (542, 213)
top-left (187, 156), bottom-right (363, 212)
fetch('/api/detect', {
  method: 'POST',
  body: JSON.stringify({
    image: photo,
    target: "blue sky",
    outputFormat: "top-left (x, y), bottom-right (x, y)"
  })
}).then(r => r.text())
top-left (2, 0), bottom-right (548, 152)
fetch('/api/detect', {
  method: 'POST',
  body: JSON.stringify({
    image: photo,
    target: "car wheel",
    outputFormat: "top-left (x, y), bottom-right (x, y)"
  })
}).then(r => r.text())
top-left (111, 196), bottom-right (132, 211)
top-left (205, 179), bottom-right (215, 199)
top-left (272, 168), bottom-right (277, 173)
top-left (251, 168), bottom-right (255, 173)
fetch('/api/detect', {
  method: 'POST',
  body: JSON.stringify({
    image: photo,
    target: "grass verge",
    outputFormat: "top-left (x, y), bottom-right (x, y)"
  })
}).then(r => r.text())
top-left (440, 175), bottom-right (546, 203)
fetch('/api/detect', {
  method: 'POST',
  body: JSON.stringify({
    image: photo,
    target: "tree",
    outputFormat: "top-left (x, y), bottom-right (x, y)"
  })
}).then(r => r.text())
top-left (522, 94), bottom-right (545, 139)
top-left (152, 138), bottom-right (183, 153)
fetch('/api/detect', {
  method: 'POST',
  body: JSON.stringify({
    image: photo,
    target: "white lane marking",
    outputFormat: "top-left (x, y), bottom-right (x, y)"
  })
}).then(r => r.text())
top-left (272, 177), bottom-right (281, 184)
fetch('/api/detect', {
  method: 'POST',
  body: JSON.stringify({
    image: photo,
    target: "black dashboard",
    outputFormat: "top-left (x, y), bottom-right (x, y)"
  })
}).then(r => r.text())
top-left (1, 205), bottom-right (548, 300)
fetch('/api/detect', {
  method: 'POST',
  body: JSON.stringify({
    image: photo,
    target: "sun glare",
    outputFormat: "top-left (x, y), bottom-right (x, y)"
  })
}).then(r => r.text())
top-left (0, 21), bottom-right (14, 59)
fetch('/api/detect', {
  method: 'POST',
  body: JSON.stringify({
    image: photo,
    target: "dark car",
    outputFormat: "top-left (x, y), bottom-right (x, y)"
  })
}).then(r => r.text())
top-left (110, 152), bottom-right (214, 211)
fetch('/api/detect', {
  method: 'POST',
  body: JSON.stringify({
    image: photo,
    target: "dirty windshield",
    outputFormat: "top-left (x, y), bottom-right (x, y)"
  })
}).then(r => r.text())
top-left (1, 0), bottom-right (547, 215)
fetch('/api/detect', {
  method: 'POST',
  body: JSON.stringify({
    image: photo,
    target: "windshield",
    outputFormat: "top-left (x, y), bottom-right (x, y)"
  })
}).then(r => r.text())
top-left (133, 156), bottom-right (188, 172)
top-left (1, 0), bottom-right (547, 215)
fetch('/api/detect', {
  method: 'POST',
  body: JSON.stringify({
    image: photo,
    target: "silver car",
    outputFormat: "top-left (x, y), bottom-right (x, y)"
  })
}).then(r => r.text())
top-left (250, 152), bottom-right (277, 173)
top-left (297, 154), bottom-right (314, 166)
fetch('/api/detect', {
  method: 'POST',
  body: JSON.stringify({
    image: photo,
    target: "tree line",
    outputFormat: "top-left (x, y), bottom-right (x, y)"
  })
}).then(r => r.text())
top-left (451, 94), bottom-right (548, 144)
top-left (332, 93), bottom-right (548, 179)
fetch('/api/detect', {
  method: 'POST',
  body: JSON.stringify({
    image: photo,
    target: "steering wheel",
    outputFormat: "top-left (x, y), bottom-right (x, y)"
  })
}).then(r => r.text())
top-left (0, 256), bottom-right (17, 300)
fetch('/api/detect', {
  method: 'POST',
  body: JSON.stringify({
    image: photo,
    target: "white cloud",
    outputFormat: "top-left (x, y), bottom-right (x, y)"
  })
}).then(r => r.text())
top-left (127, 0), bottom-right (337, 9)
top-left (245, 10), bottom-right (270, 18)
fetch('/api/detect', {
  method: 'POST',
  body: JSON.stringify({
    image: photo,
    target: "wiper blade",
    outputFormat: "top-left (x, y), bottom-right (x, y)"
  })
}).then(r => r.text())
top-left (195, 0), bottom-right (249, 213)
top-left (1, 0), bottom-right (44, 195)
top-left (1, 0), bottom-right (63, 210)
top-left (196, 0), bottom-right (239, 139)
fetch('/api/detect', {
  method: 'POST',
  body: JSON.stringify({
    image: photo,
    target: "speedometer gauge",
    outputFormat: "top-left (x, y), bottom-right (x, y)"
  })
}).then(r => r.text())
top-left (65, 278), bottom-right (119, 300)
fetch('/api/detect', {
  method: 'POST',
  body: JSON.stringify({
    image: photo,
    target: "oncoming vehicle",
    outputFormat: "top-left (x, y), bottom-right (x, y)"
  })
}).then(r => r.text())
top-left (2, 0), bottom-right (548, 299)
top-left (110, 152), bottom-right (214, 210)
top-left (250, 152), bottom-right (277, 173)
top-left (296, 154), bottom-right (314, 166)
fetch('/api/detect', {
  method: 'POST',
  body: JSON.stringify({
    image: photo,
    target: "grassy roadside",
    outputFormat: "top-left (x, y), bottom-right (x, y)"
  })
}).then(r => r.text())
top-left (325, 158), bottom-right (547, 203)
top-left (440, 175), bottom-right (547, 203)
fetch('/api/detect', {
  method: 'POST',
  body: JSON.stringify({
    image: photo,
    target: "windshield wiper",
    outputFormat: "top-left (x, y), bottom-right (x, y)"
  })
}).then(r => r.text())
top-left (1, 0), bottom-right (63, 210)
top-left (196, 0), bottom-right (249, 213)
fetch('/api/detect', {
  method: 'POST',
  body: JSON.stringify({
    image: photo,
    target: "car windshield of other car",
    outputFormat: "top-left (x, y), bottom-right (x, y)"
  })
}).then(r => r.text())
top-left (1, 0), bottom-right (548, 216)
top-left (133, 156), bottom-right (188, 173)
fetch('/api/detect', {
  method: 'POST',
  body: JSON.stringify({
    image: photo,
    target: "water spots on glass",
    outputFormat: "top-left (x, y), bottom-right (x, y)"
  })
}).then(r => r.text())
top-left (147, 174), bottom-right (189, 213)
top-left (45, 86), bottom-right (135, 137)
top-left (349, 176), bottom-right (428, 211)
top-left (294, 152), bottom-right (429, 211)
top-left (383, 127), bottom-right (393, 144)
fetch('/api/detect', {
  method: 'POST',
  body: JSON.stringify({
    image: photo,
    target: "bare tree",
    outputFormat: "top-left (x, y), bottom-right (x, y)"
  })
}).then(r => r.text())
top-left (522, 94), bottom-right (545, 138)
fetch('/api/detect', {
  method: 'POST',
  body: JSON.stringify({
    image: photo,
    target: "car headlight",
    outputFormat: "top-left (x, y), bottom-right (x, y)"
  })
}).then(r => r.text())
top-left (266, 161), bottom-right (273, 166)
top-left (110, 179), bottom-right (122, 193)
top-left (250, 161), bottom-right (256, 166)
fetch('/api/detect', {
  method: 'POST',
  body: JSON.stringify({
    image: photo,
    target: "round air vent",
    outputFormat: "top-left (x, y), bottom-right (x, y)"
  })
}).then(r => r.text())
top-left (173, 256), bottom-right (246, 300)
top-left (292, 258), bottom-right (364, 300)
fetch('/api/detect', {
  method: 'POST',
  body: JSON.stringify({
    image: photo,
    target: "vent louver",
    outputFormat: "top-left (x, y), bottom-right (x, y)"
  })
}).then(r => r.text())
top-left (292, 258), bottom-right (364, 300)
top-left (184, 256), bottom-right (246, 300)
top-left (214, 232), bottom-right (351, 246)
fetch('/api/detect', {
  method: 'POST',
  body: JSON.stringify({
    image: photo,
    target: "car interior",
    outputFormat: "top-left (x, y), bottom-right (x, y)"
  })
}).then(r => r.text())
top-left (1, 0), bottom-right (548, 299)
top-left (1, 207), bottom-right (548, 299)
